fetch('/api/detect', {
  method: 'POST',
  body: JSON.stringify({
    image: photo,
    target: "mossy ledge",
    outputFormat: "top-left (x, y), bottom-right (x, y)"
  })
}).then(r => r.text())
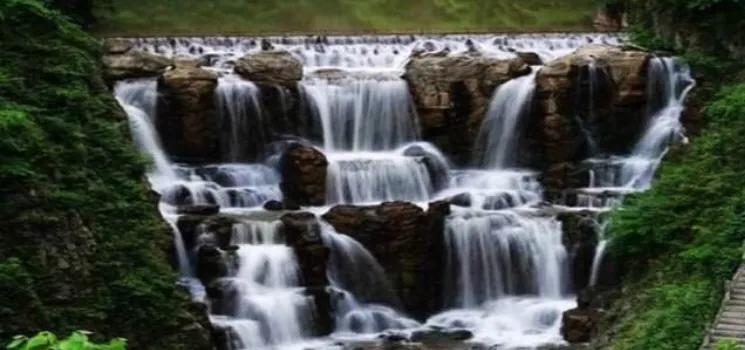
top-left (0, 0), bottom-right (210, 348)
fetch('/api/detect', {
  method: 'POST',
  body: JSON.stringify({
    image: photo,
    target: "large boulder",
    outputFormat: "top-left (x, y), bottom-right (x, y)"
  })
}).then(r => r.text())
top-left (533, 44), bottom-right (651, 189)
top-left (234, 50), bottom-right (303, 85)
top-left (322, 200), bottom-right (451, 319)
top-left (279, 144), bottom-right (328, 206)
top-left (403, 55), bottom-right (530, 165)
top-left (102, 38), bottom-right (170, 82)
top-left (157, 58), bottom-right (220, 163)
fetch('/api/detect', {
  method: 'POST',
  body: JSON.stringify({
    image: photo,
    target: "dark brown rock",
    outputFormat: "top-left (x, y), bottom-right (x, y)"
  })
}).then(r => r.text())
top-left (322, 201), bottom-right (451, 319)
top-left (234, 50), bottom-right (303, 85)
top-left (280, 212), bottom-right (333, 335)
top-left (557, 211), bottom-right (599, 292)
top-left (176, 214), bottom-right (237, 253)
top-left (516, 52), bottom-right (543, 66)
top-left (157, 58), bottom-right (219, 163)
top-left (280, 144), bottom-right (328, 206)
top-left (403, 55), bottom-right (530, 165)
top-left (561, 308), bottom-right (603, 343)
top-left (195, 244), bottom-right (228, 287)
top-left (177, 204), bottom-right (220, 216)
top-left (534, 45), bottom-right (651, 190)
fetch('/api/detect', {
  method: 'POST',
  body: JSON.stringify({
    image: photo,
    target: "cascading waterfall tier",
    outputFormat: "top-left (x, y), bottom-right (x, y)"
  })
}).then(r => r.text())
top-left (112, 32), bottom-right (698, 350)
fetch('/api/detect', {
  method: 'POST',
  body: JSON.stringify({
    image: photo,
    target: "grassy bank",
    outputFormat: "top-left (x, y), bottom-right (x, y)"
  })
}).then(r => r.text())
top-left (93, 0), bottom-right (597, 36)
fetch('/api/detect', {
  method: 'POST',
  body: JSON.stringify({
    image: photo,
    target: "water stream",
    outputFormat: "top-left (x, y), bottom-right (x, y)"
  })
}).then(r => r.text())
top-left (113, 33), bottom-right (692, 350)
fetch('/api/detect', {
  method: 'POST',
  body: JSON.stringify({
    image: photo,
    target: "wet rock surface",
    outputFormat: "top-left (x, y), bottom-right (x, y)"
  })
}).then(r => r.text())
top-left (322, 201), bottom-right (451, 319)
top-left (404, 55), bottom-right (530, 165)
top-left (561, 307), bottom-right (604, 343)
top-left (281, 212), bottom-right (334, 335)
top-left (234, 50), bottom-right (303, 85)
top-left (280, 143), bottom-right (328, 206)
top-left (102, 38), bottom-right (171, 81)
top-left (532, 44), bottom-right (652, 190)
top-left (157, 58), bottom-right (220, 162)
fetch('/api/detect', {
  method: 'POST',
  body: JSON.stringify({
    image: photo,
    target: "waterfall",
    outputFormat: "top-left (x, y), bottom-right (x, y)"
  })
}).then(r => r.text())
top-left (219, 220), bottom-right (315, 347)
top-left (320, 223), bottom-right (419, 335)
top-left (326, 152), bottom-right (433, 204)
top-left (444, 211), bottom-right (569, 308)
top-left (620, 57), bottom-right (695, 189)
top-left (215, 76), bottom-right (266, 161)
top-left (115, 79), bottom-right (177, 186)
top-left (111, 33), bottom-right (699, 350)
top-left (301, 77), bottom-right (419, 152)
top-left (475, 70), bottom-right (538, 168)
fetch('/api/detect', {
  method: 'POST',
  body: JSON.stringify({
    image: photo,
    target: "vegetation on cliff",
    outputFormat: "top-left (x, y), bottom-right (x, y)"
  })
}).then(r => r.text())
top-left (0, 0), bottom-right (208, 348)
top-left (606, 83), bottom-right (745, 350)
top-left (94, 0), bottom-right (597, 35)
top-left (596, 1), bottom-right (745, 349)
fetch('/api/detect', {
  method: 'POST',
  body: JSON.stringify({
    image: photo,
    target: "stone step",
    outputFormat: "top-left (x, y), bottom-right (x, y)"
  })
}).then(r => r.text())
top-left (723, 305), bottom-right (745, 313)
top-left (716, 323), bottom-right (745, 332)
top-left (722, 311), bottom-right (745, 319)
top-left (728, 292), bottom-right (745, 301)
top-left (718, 317), bottom-right (745, 326)
top-left (712, 329), bottom-right (745, 339)
top-left (726, 298), bottom-right (745, 307)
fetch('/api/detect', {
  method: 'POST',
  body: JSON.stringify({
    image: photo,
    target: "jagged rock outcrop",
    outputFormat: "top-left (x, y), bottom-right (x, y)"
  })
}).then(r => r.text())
top-left (533, 44), bottom-right (651, 190)
top-left (322, 201), bottom-right (451, 319)
top-left (157, 58), bottom-right (220, 162)
top-left (176, 212), bottom-right (237, 254)
top-left (403, 55), bottom-right (531, 165)
top-left (102, 38), bottom-right (170, 82)
top-left (280, 212), bottom-right (333, 335)
top-left (234, 50), bottom-right (303, 85)
top-left (280, 144), bottom-right (328, 206)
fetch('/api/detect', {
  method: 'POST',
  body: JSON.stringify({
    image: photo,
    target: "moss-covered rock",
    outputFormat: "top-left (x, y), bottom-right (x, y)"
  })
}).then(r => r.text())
top-left (0, 0), bottom-right (210, 348)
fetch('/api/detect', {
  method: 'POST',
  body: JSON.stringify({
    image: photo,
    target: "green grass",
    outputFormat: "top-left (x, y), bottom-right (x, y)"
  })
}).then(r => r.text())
top-left (93, 0), bottom-right (598, 36)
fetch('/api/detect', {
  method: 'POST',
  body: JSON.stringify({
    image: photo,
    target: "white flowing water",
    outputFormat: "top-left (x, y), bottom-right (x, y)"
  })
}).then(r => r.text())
top-left (215, 75), bottom-right (266, 161)
top-left (112, 33), bottom-right (698, 350)
top-left (321, 224), bottom-right (420, 335)
top-left (475, 69), bottom-right (538, 168)
top-left (619, 56), bottom-right (695, 189)
top-left (300, 77), bottom-right (418, 151)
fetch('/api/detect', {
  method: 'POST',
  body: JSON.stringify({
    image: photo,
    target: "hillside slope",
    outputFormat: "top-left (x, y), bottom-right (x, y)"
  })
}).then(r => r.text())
top-left (94, 0), bottom-right (597, 36)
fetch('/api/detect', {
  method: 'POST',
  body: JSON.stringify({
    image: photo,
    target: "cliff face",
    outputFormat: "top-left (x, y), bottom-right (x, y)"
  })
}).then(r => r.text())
top-left (0, 1), bottom-right (209, 348)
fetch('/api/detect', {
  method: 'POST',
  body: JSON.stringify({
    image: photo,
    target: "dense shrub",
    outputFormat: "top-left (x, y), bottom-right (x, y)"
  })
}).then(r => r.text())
top-left (0, 0), bottom-right (208, 349)
top-left (605, 84), bottom-right (745, 349)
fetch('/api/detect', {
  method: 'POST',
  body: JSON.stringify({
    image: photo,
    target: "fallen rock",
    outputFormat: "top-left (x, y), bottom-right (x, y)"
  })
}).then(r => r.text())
top-left (234, 50), bottom-right (303, 85)
top-left (157, 58), bottom-right (220, 162)
top-left (102, 38), bottom-right (170, 81)
top-left (279, 144), bottom-right (328, 206)
top-left (403, 55), bottom-right (530, 165)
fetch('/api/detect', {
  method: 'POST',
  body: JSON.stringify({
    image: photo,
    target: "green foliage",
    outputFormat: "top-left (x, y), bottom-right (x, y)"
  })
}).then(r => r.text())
top-left (717, 339), bottom-right (745, 350)
top-left (94, 0), bottom-right (596, 35)
top-left (0, 0), bottom-right (206, 349)
top-left (8, 331), bottom-right (125, 350)
top-left (605, 84), bottom-right (745, 349)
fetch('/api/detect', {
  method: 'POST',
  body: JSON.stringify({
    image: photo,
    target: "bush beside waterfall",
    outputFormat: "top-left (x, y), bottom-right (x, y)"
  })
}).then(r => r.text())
top-left (602, 84), bottom-right (745, 350)
top-left (0, 0), bottom-right (208, 348)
